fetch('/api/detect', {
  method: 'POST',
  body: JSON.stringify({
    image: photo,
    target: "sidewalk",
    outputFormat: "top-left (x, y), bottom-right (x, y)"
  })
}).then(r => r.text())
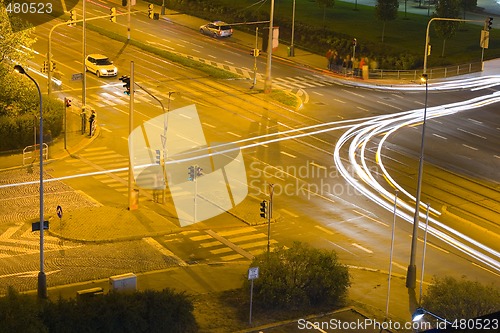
top-left (2, 3), bottom-right (498, 331)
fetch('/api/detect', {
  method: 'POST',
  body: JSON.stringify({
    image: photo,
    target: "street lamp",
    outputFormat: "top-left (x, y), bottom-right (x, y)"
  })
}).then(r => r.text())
top-left (14, 65), bottom-right (47, 298)
top-left (290, 0), bottom-right (296, 57)
top-left (412, 307), bottom-right (452, 326)
top-left (406, 73), bottom-right (428, 289)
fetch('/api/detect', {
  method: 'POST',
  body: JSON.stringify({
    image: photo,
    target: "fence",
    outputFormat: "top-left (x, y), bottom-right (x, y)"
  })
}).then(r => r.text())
top-left (368, 62), bottom-right (483, 81)
top-left (23, 143), bottom-right (49, 166)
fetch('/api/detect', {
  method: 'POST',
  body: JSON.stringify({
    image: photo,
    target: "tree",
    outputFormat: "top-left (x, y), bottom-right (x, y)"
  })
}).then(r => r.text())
top-left (422, 276), bottom-right (500, 320)
top-left (0, 0), bottom-right (36, 65)
top-left (243, 242), bottom-right (350, 310)
top-left (316, 0), bottom-right (335, 25)
top-left (433, 0), bottom-right (461, 57)
top-left (374, 0), bottom-right (399, 43)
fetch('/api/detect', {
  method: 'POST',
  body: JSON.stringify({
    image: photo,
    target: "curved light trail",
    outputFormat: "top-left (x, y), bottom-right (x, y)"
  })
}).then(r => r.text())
top-left (334, 90), bottom-right (500, 274)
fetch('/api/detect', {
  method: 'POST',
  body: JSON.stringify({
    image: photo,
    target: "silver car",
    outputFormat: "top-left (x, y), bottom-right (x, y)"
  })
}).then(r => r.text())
top-left (199, 21), bottom-right (233, 38)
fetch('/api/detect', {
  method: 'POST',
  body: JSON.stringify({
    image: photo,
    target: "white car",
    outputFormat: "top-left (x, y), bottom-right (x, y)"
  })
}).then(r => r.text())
top-left (199, 21), bottom-right (233, 38)
top-left (85, 54), bottom-right (118, 77)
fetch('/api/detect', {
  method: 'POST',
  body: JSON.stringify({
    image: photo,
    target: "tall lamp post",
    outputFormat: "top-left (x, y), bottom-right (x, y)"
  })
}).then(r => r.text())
top-left (14, 65), bottom-right (47, 298)
top-left (290, 0), bottom-right (296, 57)
top-left (406, 73), bottom-right (428, 289)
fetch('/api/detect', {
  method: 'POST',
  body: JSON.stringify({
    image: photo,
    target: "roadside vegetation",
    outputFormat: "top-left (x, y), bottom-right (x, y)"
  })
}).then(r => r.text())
top-left (0, 287), bottom-right (198, 333)
top-left (162, 0), bottom-right (500, 69)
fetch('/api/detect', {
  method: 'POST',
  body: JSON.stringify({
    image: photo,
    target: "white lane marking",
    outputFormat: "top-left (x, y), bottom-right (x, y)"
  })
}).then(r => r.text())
top-left (352, 243), bottom-right (373, 253)
top-left (202, 122), bottom-right (216, 128)
top-left (328, 240), bottom-right (356, 255)
top-left (462, 144), bottom-right (478, 151)
top-left (333, 98), bottom-right (346, 104)
top-left (353, 210), bottom-right (389, 227)
top-left (341, 89), bottom-right (365, 98)
top-left (100, 127), bottom-right (112, 132)
top-left (312, 91), bottom-right (324, 96)
top-left (467, 118), bottom-right (482, 125)
top-left (281, 209), bottom-right (299, 218)
top-left (376, 100), bottom-right (403, 110)
top-left (309, 161), bottom-right (327, 169)
top-left (472, 262), bottom-right (500, 277)
top-left (432, 133), bottom-right (447, 140)
top-left (227, 131), bottom-right (241, 137)
top-left (315, 225), bottom-right (334, 235)
top-left (357, 106), bottom-right (369, 112)
top-left (457, 127), bottom-right (487, 139)
top-left (280, 151), bottom-right (296, 158)
top-left (495, 155), bottom-right (500, 159)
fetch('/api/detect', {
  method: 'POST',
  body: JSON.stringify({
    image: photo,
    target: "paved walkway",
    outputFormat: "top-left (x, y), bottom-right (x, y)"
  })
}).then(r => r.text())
top-left (2, 2), bottom-right (500, 331)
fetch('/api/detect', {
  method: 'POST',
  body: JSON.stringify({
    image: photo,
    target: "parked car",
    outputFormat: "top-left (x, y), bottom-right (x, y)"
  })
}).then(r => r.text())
top-left (199, 21), bottom-right (233, 38)
top-left (85, 54), bottom-right (118, 77)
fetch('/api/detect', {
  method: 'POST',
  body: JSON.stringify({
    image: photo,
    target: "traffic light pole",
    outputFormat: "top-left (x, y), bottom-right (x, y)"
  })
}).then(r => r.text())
top-left (267, 184), bottom-right (274, 254)
top-left (422, 17), bottom-right (488, 75)
top-left (128, 61), bottom-right (135, 210)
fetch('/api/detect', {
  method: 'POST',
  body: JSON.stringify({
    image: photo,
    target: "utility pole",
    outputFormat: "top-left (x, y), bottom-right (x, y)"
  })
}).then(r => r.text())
top-left (264, 0), bottom-right (275, 93)
top-left (128, 61), bottom-right (136, 210)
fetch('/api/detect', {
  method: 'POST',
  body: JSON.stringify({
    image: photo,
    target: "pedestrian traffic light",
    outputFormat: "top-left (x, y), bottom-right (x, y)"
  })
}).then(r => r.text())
top-left (188, 166), bottom-right (195, 181)
top-left (148, 4), bottom-right (154, 19)
top-left (65, 98), bottom-right (72, 108)
top-left (51, 61), bottom-right (56, 72)
top-left (110, 7), bottom-right (117, 23)
top-left (352, 38), bottom-right (357, 47)
top-left (259, 200), bottom-right (268, 219)
top-left (155, 149), bottom-right (161, 165)
top-left (119, 75), bottom-right (131, 95)
top-left (487, 17), bottom-right (493, 30)
top-left (68, 9), bottom-right (76, 26)
top-left (253, 49), bottom-right (260, 57)
top-left (196, 166), bottom-right (203, 177)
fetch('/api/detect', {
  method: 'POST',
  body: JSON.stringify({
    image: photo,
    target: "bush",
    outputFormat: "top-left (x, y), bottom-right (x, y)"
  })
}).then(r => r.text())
top-left (422, 275), bottom-right (500, 321)
top-left (243, 242), bottom-right (350, 310)
top-left (0, 287), bottom-right (198, 333)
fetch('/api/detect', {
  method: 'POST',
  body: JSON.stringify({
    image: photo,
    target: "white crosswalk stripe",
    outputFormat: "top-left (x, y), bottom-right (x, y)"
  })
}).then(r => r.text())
top-left (272, 75), bottom-right (336, 90)
top-left (64, 147), bottom-right (129, 194)
top-left (166, 227), bottom-right (279, 262)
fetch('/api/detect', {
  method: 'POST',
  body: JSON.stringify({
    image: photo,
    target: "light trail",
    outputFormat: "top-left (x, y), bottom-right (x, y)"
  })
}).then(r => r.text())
top-left (334, 90), bottom-right (500, 273)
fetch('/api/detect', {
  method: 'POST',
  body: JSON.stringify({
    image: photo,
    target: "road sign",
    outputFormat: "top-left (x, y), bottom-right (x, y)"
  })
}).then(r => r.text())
top-left (32, 221), bottom-right (49, 232)
top-left (248, 267), bottom-right (259, 280)
top-left (56, 205), bottom-right (63, 219)
top-left (71, 73), bottom-right (83, 81)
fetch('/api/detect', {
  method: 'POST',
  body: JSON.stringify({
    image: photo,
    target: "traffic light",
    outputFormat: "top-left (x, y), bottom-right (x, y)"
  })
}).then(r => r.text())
top-left (259, 200), bottom-right (268, 219)
top-left (196, 166), bottom-right (203, 178)
top-left (352, 38), bottom-right (357, 47)
top-left (119, 75), bottom-right (131, 95)
top-left (122, 0), bottom-right (127, 6)
top-left (65, 98), bottom-right (72, 108)
top-left (51, 61), bottom-right (56, 72)
top-left (253, 49), bottom-right (260, 57)
top-left (148, 4), bottom-right (154, 19)
top-left (188, 166), bottom-right (195, 181)
top-left (110, 7), bottom-right (116, 23)
top-left (42, 61), bottom-right (48, 73)
top-left (68, 9), bottom-right (76, 26)
top-left (487, 17), bottom-right (493, 30)
top-left (155, 150), bottom-right (161, 165)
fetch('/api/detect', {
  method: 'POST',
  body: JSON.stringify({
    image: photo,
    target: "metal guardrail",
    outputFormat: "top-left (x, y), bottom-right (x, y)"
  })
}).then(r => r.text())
top-left (368, 62), bottom-right (483, 81)
top-left (22, 143), bottom-right (49, 166)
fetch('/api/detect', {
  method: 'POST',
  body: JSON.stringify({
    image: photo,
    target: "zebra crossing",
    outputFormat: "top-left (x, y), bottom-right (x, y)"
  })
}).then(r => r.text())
top-left (162, 226), bottom-right (278, 263)
top-left (0, 223), bottom-right (75, 259)
top-left (64, 147), bottom-right (130, 195)
top-left (86, 73), bottom-right (336, 109)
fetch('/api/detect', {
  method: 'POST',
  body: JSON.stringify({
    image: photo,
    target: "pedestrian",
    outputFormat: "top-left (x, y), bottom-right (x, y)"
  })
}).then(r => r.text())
top-left (89, 110), bottom-right (96, 136)
top-left (326, 49), bottom-right (333, 70)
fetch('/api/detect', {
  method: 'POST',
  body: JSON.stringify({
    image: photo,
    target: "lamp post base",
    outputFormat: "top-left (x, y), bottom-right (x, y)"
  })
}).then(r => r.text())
top-left (406, 264), bottom-right (417, 289)
top-left (38, 271), bottom-right (47, 298)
